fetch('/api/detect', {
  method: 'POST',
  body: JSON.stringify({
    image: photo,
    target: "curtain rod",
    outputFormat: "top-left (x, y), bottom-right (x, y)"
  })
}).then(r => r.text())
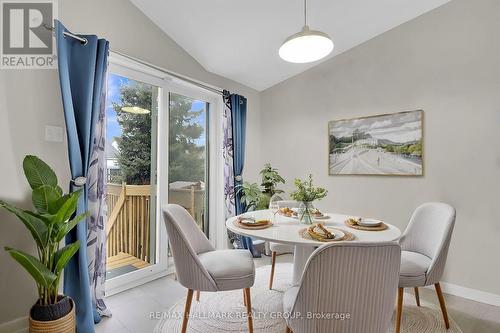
top-left (43, 24), bottom-right (224, 96)
top-left (112, 51), bottom-right (224, 96)
top-left (43, 24), bottom-right (88, 44)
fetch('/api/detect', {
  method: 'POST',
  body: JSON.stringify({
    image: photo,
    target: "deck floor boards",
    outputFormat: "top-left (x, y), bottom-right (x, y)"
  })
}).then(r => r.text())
top-left (107, 252), bottom-right (150, 270)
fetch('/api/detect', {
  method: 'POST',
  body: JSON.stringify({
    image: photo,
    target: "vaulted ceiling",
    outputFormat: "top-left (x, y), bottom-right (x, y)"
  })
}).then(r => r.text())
top-left (130, 0), bottom-right (450, 91)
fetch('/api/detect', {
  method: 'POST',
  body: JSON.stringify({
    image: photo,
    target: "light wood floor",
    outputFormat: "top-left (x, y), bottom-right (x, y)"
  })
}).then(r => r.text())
top-left (96, 254), bottom-right (500, 333)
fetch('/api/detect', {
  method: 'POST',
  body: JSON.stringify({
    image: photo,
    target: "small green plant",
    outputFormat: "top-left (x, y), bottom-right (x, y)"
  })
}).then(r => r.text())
top-left (237, 182), bottom-right (270, 211)
top-left (290, 174), bottom-right (328, 203)
top-left (260, 163), bottom-right (285, 195)
top-left (237, 163), bottom-right (285, 211)
top-left (0, 155), bottom-right (88, 305)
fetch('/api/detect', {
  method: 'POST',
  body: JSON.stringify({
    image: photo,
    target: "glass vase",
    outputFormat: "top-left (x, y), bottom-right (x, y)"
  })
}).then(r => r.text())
top-left (269, 193), bottom-right (283, 222)
top-left (298, 201), bottom-right (314, 225)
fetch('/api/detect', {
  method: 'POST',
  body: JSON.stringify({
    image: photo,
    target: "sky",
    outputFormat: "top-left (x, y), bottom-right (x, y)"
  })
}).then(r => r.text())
top-left (106, 73), bottom-right (126, 143)
top-left (106, 73), bottom-right (207, 147)
top-left (329, 110), bottom-right (422, 143)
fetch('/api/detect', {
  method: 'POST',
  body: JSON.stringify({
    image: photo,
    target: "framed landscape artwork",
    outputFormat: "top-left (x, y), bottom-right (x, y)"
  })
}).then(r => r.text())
top-left (328, 110), bottom-right (423, 176)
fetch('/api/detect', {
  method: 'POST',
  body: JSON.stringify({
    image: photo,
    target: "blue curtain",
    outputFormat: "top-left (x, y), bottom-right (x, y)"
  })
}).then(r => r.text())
top-left (230, 94), bottom-right (259, 256)
top-left (231, 94), bottom-right (246, 215)
top-left (56, 20), bottom-right (109, 332)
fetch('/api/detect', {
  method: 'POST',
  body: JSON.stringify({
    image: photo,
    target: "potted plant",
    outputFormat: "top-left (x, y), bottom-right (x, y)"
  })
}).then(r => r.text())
top-left (0, 155), bottom-right (88, 333)
top-left (238, 163), bottom-right (285, 211)
top-left (290, 174), bottom-right (328, 224)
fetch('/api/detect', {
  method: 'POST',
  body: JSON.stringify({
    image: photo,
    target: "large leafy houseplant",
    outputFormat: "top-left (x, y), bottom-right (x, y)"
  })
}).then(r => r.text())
top-left (0, 156), bottom-right (87, 311)
top-left (238, 163), bottom-right (285, 211)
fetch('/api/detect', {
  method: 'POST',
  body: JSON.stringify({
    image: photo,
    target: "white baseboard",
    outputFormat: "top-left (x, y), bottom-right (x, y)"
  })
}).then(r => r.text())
top-left (436, 282), bottom-right (500, 307)
top-left (2, 281), bottom-right (498, 332)
top-left (0, 316), bottom-right (27, 333)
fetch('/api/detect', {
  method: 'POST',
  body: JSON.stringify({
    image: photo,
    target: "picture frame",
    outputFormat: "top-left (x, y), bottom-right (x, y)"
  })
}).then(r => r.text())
top-left (328, 110), bottom-right (424, 176)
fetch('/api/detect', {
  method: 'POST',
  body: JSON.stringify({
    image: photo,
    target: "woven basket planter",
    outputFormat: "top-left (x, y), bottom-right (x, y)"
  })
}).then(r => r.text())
top-left (29, 297), bottom-right (76, 333)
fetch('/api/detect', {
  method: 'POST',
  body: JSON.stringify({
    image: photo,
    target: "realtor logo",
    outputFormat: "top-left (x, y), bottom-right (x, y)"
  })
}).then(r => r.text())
top-left (1, 0), bottom-right (57, 69)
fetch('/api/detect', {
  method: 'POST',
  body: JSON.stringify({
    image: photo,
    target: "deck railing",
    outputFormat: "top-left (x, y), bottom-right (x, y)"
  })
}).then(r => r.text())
top-left (106, 183), bottom-right (205, 264)
top-left (106, 183), bottom-right (152, 262)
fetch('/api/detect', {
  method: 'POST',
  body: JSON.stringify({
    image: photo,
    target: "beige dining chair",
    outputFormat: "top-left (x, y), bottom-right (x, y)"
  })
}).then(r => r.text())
top-left (283, 242), bottom-right (401, 333)
top-left (163, 204), bottom-right (256, 333)
top-left (395, 202), bottom-right (456, 333)
top-left (268, 200), bottom-right (298, 289)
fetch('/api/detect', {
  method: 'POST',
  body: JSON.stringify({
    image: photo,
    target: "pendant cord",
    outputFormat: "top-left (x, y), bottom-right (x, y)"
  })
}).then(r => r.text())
top-left (304, 0), bottom-right (307, 26)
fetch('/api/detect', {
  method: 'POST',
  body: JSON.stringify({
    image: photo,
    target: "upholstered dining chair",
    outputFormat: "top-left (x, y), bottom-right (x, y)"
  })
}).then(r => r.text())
top-left (283, 242), bottom-right (401, 333)
top-left (163, 204), bottom-right (256, 333)
top-left (395, 202), bottom-right (456, 333)
top-left (268, 200), bottom-right (298, 289)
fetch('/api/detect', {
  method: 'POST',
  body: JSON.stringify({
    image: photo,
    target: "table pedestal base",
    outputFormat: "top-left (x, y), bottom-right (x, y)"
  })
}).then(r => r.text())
top-left (292, 246), bottom-right (315, 285)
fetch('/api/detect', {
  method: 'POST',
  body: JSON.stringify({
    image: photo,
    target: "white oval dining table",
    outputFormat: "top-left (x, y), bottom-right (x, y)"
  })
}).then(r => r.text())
top-left (226, 209), bottom-right (402, 285)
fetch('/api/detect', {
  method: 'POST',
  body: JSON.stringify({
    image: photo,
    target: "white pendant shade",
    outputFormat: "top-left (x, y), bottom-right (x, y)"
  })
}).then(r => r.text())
top-left (121, 106), bottom-right (151, 114)
top-left (279, 26), bottom-right (334, 63)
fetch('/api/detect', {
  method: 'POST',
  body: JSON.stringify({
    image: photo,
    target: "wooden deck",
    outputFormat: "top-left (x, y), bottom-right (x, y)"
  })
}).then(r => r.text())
top-left (107, 252), bottom-right (150, 270)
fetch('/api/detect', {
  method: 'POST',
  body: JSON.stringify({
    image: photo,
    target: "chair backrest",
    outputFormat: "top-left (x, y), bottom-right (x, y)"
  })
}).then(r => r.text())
top-left (277, 200), bottom-right (299, 208)
top-left (288, 242), bottom-right (401, 333)
top-left (400, 202), bottom-right (456, 284)
top-left (162, 204), bottom-right (217, 291)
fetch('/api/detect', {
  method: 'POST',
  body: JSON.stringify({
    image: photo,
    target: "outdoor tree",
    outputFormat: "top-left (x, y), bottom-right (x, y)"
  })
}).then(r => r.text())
top-left (168, 93), bottom-right (205, 183)
top-left (113, 81), bottom-right (154, 185)
top-left (113, 83), bottom-right (205, 185)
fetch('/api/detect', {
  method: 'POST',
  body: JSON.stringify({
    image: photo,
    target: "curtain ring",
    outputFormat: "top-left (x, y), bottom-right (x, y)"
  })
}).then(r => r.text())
top-left (72, 176), bottom-right (87, 187)
top-left (235, 175), bottom-right (243, 182)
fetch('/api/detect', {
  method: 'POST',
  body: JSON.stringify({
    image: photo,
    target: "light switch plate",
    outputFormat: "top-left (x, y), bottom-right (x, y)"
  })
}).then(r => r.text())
top-left (45, 125), bottom-right (64, 142)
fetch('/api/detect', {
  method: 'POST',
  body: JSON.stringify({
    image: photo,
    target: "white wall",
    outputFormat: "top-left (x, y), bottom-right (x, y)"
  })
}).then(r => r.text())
top-left (259, 0), bottom-right (500, 296)
top-left (0, 0), bottom-right (261, 324)
top-left (2, 0), bottom-right (500, 326)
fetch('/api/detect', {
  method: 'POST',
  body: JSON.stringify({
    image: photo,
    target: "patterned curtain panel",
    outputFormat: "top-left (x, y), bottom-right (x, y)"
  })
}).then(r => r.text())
top-left (87, 76), bottom-right (111, 318)
top-left (222, 91), bottom-right (258, 255)
top-left (222, 91), bottom-right (240, 247)
top-left (56, 20), bottom-right (109, 331)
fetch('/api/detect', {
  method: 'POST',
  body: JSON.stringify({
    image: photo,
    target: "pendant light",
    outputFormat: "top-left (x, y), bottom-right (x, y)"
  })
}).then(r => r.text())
top-left (279, 0), bottom-right (334, 63)
top-left (121, 106), bottom-right (150, 114)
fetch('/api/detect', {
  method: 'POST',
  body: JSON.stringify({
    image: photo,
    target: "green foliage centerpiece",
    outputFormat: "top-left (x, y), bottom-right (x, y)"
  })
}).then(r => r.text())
top-left (290, 174), bottom-right (328, 224)
top-left (0, 155), bottom-right (87, 327)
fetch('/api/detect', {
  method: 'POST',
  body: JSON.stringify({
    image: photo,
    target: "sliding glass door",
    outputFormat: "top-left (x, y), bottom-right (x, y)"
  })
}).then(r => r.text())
top-left (105, 73), bottom-right (159, 281)
top-left (104, 54), bottom-right (223, 294)
top-left (167, 92), bottom-right (209, 236)
top-left (104, 61), bottom-right (167, 295)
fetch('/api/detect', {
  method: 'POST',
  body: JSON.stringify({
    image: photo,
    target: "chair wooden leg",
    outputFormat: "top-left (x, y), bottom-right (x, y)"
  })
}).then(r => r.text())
top-left (269, 251), bottom-right (277, 290)
top-left (196, 290), bottom-right (200, 302)
top-left (243, 289), bottom-right (247, 306)
top-left (435, 283), bottom-right (450, 329)
top-left (181, 289), bottom-right (194, 333)
top-left (244, 288), bottom-right (254, 333)
top-left (414, 287), bottom-right (420, 306)
top-left (395, 287), bottom-right (404, 333)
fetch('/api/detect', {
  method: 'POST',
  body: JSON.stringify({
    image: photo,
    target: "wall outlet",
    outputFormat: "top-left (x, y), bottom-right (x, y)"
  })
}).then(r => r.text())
top-left (44, 125), bottom-right (64, 142)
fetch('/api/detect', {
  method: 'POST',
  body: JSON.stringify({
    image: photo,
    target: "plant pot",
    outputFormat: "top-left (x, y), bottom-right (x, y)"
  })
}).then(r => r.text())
top-left (29, 296), bottom-right (76, 333)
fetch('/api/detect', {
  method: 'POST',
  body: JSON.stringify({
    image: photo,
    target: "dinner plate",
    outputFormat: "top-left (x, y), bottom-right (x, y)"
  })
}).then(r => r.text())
top-left (292, 214), bottom-right (329, 220)
top-left (328, 227), bottom-right (345, 240)
top-left (290, 208), bottom-right (329, 220)
top-left (313, 227), bottom-right (345, 240)
top-left (239, 216), bottom-right (271, 225)
top-left (239, 216), bottom-right (257, 224)
top-left (357, 218), bottom-right (382, 227)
